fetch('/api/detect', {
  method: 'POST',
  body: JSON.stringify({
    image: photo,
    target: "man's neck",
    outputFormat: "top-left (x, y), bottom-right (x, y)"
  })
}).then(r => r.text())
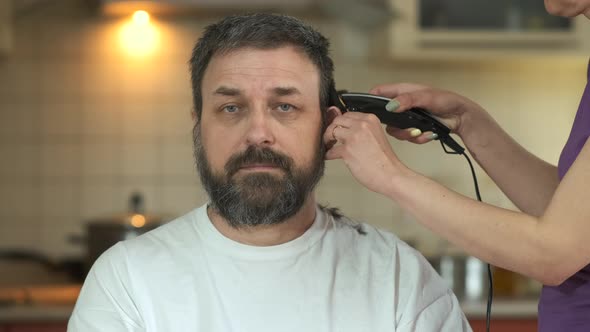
top-left (207, 195), bottom-right (318, 246)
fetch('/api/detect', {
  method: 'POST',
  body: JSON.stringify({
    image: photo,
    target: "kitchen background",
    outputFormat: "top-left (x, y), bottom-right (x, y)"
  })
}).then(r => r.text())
top-left (0, 0), bottom-right (588, 330)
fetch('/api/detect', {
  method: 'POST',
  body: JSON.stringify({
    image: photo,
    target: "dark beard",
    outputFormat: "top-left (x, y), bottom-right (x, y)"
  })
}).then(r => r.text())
top-left (193, 126), bottom-right (325, 228)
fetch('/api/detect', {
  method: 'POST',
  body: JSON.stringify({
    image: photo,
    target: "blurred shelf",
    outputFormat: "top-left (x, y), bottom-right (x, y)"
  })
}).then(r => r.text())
top-left (462, 298), bottom-right (538, 319)
top-left (0, 305), bottom-right (73, 323)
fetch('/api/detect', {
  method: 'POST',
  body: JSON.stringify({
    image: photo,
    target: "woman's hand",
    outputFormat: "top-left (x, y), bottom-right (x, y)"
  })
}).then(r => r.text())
top-left (369, 83), bottom-right (485, 144)
top-left (323, 110), bottom-right (411, 196)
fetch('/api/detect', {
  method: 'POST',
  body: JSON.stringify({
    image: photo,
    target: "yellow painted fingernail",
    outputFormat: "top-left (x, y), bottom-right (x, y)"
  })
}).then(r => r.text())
top-left (409, 128), bottom-right (422, 137)
top-left (385, 99), bottom-right (400, 112)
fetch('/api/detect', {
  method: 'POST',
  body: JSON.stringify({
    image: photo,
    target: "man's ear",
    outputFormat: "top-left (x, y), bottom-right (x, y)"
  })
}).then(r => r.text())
top-left (325, 106), bottom-right (342, 126)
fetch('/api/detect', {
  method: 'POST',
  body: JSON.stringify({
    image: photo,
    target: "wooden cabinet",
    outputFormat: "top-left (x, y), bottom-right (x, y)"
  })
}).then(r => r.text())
top-left (388, 0), bottom-right (590, 60)
top-left (2, 319), bottom-right (537, 332)
top-left (0, 323), bottom-right (67, 332)
top-left (469, 318), bottom-right (537, 332)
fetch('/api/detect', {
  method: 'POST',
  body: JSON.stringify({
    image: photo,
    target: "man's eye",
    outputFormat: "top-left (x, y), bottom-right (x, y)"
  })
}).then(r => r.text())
top-left (277, 104), bottom-right (293, 112)
top-left (223, 105), bottom-right (239, 113)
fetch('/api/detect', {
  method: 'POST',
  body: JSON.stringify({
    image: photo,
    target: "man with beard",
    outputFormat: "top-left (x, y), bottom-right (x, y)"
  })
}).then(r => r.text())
top-left (69, 13), bottom-right (470, 332)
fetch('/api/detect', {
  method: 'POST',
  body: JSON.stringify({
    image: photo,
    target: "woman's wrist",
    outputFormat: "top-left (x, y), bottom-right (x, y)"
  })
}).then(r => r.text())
top-left (455, 100), bottom-right (494, 149)
top-left (382, 164), bottom-right (422, 204)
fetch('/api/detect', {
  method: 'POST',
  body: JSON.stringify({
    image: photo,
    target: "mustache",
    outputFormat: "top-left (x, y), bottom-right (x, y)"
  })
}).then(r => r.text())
top-left (225, 146), bottom-right (294, 177)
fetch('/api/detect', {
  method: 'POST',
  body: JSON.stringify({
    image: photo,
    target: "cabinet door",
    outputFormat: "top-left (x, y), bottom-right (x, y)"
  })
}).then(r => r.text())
top-left (469, 318), bottom-right (537, 332)
top-left (3, 323), bottom-right (67, 332)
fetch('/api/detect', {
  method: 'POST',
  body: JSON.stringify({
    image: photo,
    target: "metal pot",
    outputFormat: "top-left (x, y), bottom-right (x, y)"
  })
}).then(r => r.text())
top-left (0, 249), bottom-right (85, 284)
top-left (427, 254), bottom-right (491, 301)
top-left (0, 194), bottom-right (167, 284)
top-left (71, 192), bottom-right (167, 275)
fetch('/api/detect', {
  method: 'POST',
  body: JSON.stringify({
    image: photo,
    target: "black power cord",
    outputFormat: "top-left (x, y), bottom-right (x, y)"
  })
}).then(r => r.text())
top-left (440, 140), bottom-right (493, 332)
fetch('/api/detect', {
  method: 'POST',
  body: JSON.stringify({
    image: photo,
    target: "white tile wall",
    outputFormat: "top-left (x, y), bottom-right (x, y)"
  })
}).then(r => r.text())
top-left (81, 63), bottom-right (125, 100)
top-left (0, 62), bottom-right (40, 98)
top-left (0, 143), bottom-right (39, 177)
top-left (150, 63), bottom-right (192, 99)
top-left (0, 103), bottom-right (39, 137)
top-left (81, 142), bottom-right (120, 177)
top-left (121, 103), bottom-right (158, 138)
top-left (40, 183), bottom-right (79, 218)
top-left (0, 3), bottom-right (587, 259)
top-left (154, 102), bottom-right (194, 140)
top-left (159, 141), bottom-right (196, 177)
top-left (0, 183), bottom-right (39, 218)
top-left (79, 183), bottom-right (119, 220)
top-left (120, 142), bottom-right (159, 177)
top-left (41, 102), bottom-right (84, 137)
top-left (82, 100), bottom-right (122, 137)
top-left (40, 142), bottom-right (83, 178)
top-left (0, 222), bottom-right (42, 250)
top-left (39, 63), bottom-right (85, 100)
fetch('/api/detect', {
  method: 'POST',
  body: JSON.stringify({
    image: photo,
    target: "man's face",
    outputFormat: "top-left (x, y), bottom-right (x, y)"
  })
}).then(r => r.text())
top-left (194, 46), bottom-right (326, 228)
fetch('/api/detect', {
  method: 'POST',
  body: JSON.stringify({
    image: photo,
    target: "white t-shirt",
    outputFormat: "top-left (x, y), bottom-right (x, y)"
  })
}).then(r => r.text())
top-left (68, 204), bottom-right (471, 332)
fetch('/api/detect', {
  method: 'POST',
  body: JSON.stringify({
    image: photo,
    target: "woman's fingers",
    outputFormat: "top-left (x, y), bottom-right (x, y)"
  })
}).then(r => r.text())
top-left (324, 112), bottom-right (380, 144)
top-left (386, 126), bottom-right (422, 141)
top-left (385, 126), bottom-right (438, 144)
top-left (368, 83), bottom-right (429, 98)
top-left (325, 143), bottom-right (346, 160)
top-left (321, 111), bottom-right (410, 196)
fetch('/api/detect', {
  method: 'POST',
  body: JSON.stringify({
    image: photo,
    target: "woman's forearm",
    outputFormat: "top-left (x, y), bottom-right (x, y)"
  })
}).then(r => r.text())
top-left (459, 110), bottom-right (560, 216)
top-left (386, 169), bottom-right (566, 285)
top-left (363, 82), bottom-right (587, 285)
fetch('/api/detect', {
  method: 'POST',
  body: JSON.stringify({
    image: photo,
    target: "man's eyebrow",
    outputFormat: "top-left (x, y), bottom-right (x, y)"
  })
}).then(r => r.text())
top-left (272, 86), bottom-right (301, 96)
top-left (213, 86), bottom-right (301, 97)
top-left (214, 86), bottom-right (241, 96)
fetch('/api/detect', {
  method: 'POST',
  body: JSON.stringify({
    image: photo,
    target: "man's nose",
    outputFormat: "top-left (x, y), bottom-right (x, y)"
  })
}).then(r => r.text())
top-left (245, 107), bottom-right (275, 147)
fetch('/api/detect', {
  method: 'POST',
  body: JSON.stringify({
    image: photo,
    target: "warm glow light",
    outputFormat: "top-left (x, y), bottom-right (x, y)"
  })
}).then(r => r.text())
top-left (133, 10), bottom-right (150, 26)
top-left (119, 10), bottom-right (158, 56)
top-left (130, 214), bottom-right (146, 228)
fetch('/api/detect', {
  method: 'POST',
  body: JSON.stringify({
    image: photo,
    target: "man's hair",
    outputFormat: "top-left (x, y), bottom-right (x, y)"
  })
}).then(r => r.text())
top-left (188, 13), bottom-right (335, 121)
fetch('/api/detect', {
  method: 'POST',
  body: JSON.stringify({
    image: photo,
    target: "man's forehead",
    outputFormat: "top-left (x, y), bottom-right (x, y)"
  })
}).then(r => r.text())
top-left (203, 46), bottom-right (320, 92)
top-left (214, 45), bottom-right (313, 64)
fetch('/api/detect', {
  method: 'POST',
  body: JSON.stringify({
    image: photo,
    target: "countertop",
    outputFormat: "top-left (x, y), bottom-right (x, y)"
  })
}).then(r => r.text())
top-left (0, 285), bottom-right (538, 322)
top-left (0, 301), bottom-right (539, 323)
top-left (0, 305), bottom-right (74, 322)
top-left (461, 298), bottom-right (538, 319)
top-left (0, 284), bottom-right (79, 323)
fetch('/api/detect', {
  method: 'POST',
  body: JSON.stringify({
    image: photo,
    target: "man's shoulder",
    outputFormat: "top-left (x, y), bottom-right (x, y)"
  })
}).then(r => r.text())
top-left (92, 205), bottom-right (205, 270)
top-left (124, 205), bottom-right (204, 252)
top-left (324, 206), bottom-right (412, 253)
top-left (323, 207), bottom-right (457, 315)
top-left (322, 207), bottom-right (432, 272)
